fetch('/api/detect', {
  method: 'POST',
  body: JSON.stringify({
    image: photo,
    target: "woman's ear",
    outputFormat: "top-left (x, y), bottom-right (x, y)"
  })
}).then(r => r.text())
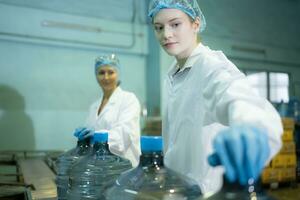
top-left (193, 17), bottom-right (201, 33)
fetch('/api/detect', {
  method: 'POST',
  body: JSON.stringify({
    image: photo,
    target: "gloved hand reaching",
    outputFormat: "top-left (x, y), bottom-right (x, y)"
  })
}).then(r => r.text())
top-left (73, 127), bottom-right (94, 140)
top-left (208, 125), bottom-right (270, 185)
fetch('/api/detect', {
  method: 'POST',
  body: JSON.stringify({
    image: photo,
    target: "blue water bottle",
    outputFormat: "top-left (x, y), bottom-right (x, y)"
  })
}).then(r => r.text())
top-left (56, 136), bottom-right (91, 200)
top-left (105, 136), bottom-right (202, 199)
top-left (200, 176), bottom-right (277, 200)
top-left (67, 132), bottom-right (132, 200)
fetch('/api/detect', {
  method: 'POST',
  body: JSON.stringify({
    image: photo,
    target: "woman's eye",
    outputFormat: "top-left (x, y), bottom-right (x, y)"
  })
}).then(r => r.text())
top-left (99, 71), bottom-right (105, 75)
top-left (108, 71), bottom-right (114, 75)
top-left (172, 23), bottom-right (180, 28)
top-left (154, 26), bottom-right (163, 31)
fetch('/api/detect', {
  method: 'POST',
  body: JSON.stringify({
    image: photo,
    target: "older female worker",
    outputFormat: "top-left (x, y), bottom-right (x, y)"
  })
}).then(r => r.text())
top-left (75, 54), bottom-right (141, 167)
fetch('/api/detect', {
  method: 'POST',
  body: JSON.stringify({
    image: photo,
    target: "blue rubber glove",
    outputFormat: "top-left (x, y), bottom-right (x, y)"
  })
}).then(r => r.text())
top-left (208, 125), bottom-right (270, 185)
top-left (73, 127), bottom-right (94, 140)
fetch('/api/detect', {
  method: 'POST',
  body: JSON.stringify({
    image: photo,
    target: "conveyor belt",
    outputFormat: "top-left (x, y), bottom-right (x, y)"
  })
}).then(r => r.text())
top-left (18, 159), bottom-right (57, 199)
top-left (0, 151), bottom-right (61, 200)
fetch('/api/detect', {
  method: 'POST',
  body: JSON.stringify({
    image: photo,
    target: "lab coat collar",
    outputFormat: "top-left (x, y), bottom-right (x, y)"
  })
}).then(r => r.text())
top-left (168, 43), bottom-right (206, 77)
top-left (98, 86), bottom-right (122, 103)
top-left (97, 87), bottom-right (122, 118)
top-left (106, 86), bottom-right (122, 104)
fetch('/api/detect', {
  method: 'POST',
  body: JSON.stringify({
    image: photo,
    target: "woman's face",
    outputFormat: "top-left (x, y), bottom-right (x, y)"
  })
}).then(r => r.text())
top-left (96, 65), bottom-right (118, 92)
top-left (153, 9), bottom-right (200, 59)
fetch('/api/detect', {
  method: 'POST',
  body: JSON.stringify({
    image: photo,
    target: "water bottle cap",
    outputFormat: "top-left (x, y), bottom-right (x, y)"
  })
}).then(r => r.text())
top-left (141, 136), bottom-right (163, 152)
top-left (92, 132), bottom-right (108, 143)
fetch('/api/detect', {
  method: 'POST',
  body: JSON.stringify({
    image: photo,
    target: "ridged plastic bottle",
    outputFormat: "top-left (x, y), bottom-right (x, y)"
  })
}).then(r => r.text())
top-left (201, 176), bottom-right (277, 200)
top-left (56, 136), bottom-right (91, 200)
top-left (67, 132), bottom-right (132, 200)
top-left (105, 136), bottom-right (202, 200)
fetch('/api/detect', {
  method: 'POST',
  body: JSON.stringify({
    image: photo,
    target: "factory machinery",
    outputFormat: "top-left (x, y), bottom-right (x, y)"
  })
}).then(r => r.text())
top-left (1, 118), bottom-right (299, 199)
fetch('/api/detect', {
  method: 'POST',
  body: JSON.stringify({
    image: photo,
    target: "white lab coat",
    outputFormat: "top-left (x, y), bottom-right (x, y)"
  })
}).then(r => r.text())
top-left (85, 87), bottom-right (141, 167)
top-left (162, 43), bottom-right (283, 194)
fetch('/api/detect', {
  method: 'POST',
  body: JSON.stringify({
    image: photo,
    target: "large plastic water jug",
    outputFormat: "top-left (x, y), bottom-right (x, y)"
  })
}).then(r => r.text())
top-left (56, 136), bottom-right (91, 200)
top-left (105, 136), bottom-right (202, 200)
top-left (67, 132), bottom-right (132, 200)
top-left (201, 176), bottom-right (277, 200)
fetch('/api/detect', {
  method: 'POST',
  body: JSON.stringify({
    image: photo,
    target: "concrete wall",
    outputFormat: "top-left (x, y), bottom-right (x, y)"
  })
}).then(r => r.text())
top-left (0, 3), bottom-right (147, 150)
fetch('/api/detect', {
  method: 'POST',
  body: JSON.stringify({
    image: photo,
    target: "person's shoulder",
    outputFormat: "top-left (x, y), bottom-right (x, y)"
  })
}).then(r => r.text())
top-left (196, 44), bottom-right (242, 76)
top-left (119, 88), bottom-right (139, 101)
top-left (118, 88), bottom-right (141, 110)
top-left (200, 44), bottom-right (229, 63)
top-left (200, 44), bottom-right (235, 66)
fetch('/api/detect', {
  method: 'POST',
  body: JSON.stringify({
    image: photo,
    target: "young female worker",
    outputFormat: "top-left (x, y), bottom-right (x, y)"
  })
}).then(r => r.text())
top-left (148, 0), bottom-right (283, 194)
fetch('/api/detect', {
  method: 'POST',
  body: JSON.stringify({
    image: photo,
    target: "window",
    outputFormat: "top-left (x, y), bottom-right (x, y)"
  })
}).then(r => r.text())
top-left (244, 71), bottom-right (289, 103)
top-left (245, 71), bottom-right (267, 99)
top-left (269, 73), bottom-right (289, 103)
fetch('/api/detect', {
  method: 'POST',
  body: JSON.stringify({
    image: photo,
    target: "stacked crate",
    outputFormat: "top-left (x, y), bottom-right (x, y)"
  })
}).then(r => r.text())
top-left (262, 117), bottom-right (297, 185)
top-left (296, 122), bottom-right (300, 181)
top-left (142, 116), bottom-right (162, 136)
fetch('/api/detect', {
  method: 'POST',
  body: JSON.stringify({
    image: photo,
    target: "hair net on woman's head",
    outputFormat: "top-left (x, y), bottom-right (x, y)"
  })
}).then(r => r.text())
top-left (94, 54), bottom-right (120, 74)
top-left (148, 0), bottom-right (206, 32)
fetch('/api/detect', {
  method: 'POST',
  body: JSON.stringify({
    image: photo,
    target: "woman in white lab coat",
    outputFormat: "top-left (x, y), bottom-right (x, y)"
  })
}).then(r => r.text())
top-left (77, 54), bottom-right (141, 167)
top-left (148, 0), bottom-right (283, 195)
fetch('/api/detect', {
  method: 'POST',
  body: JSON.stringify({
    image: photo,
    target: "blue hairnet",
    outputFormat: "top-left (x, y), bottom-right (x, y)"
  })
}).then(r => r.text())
top-left (94, 54), bottom-right (120, 75)
top-left (148, 0), bottom-right (206, 32)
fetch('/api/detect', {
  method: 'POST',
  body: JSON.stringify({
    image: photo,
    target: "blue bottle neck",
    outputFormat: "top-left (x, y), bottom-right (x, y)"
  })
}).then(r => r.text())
top-left (92, 142), bottom-right (112, 155)
top-left (139, 151), bottom-right (164, 167)
top-left (77, 137), bottom-right (90, 149)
